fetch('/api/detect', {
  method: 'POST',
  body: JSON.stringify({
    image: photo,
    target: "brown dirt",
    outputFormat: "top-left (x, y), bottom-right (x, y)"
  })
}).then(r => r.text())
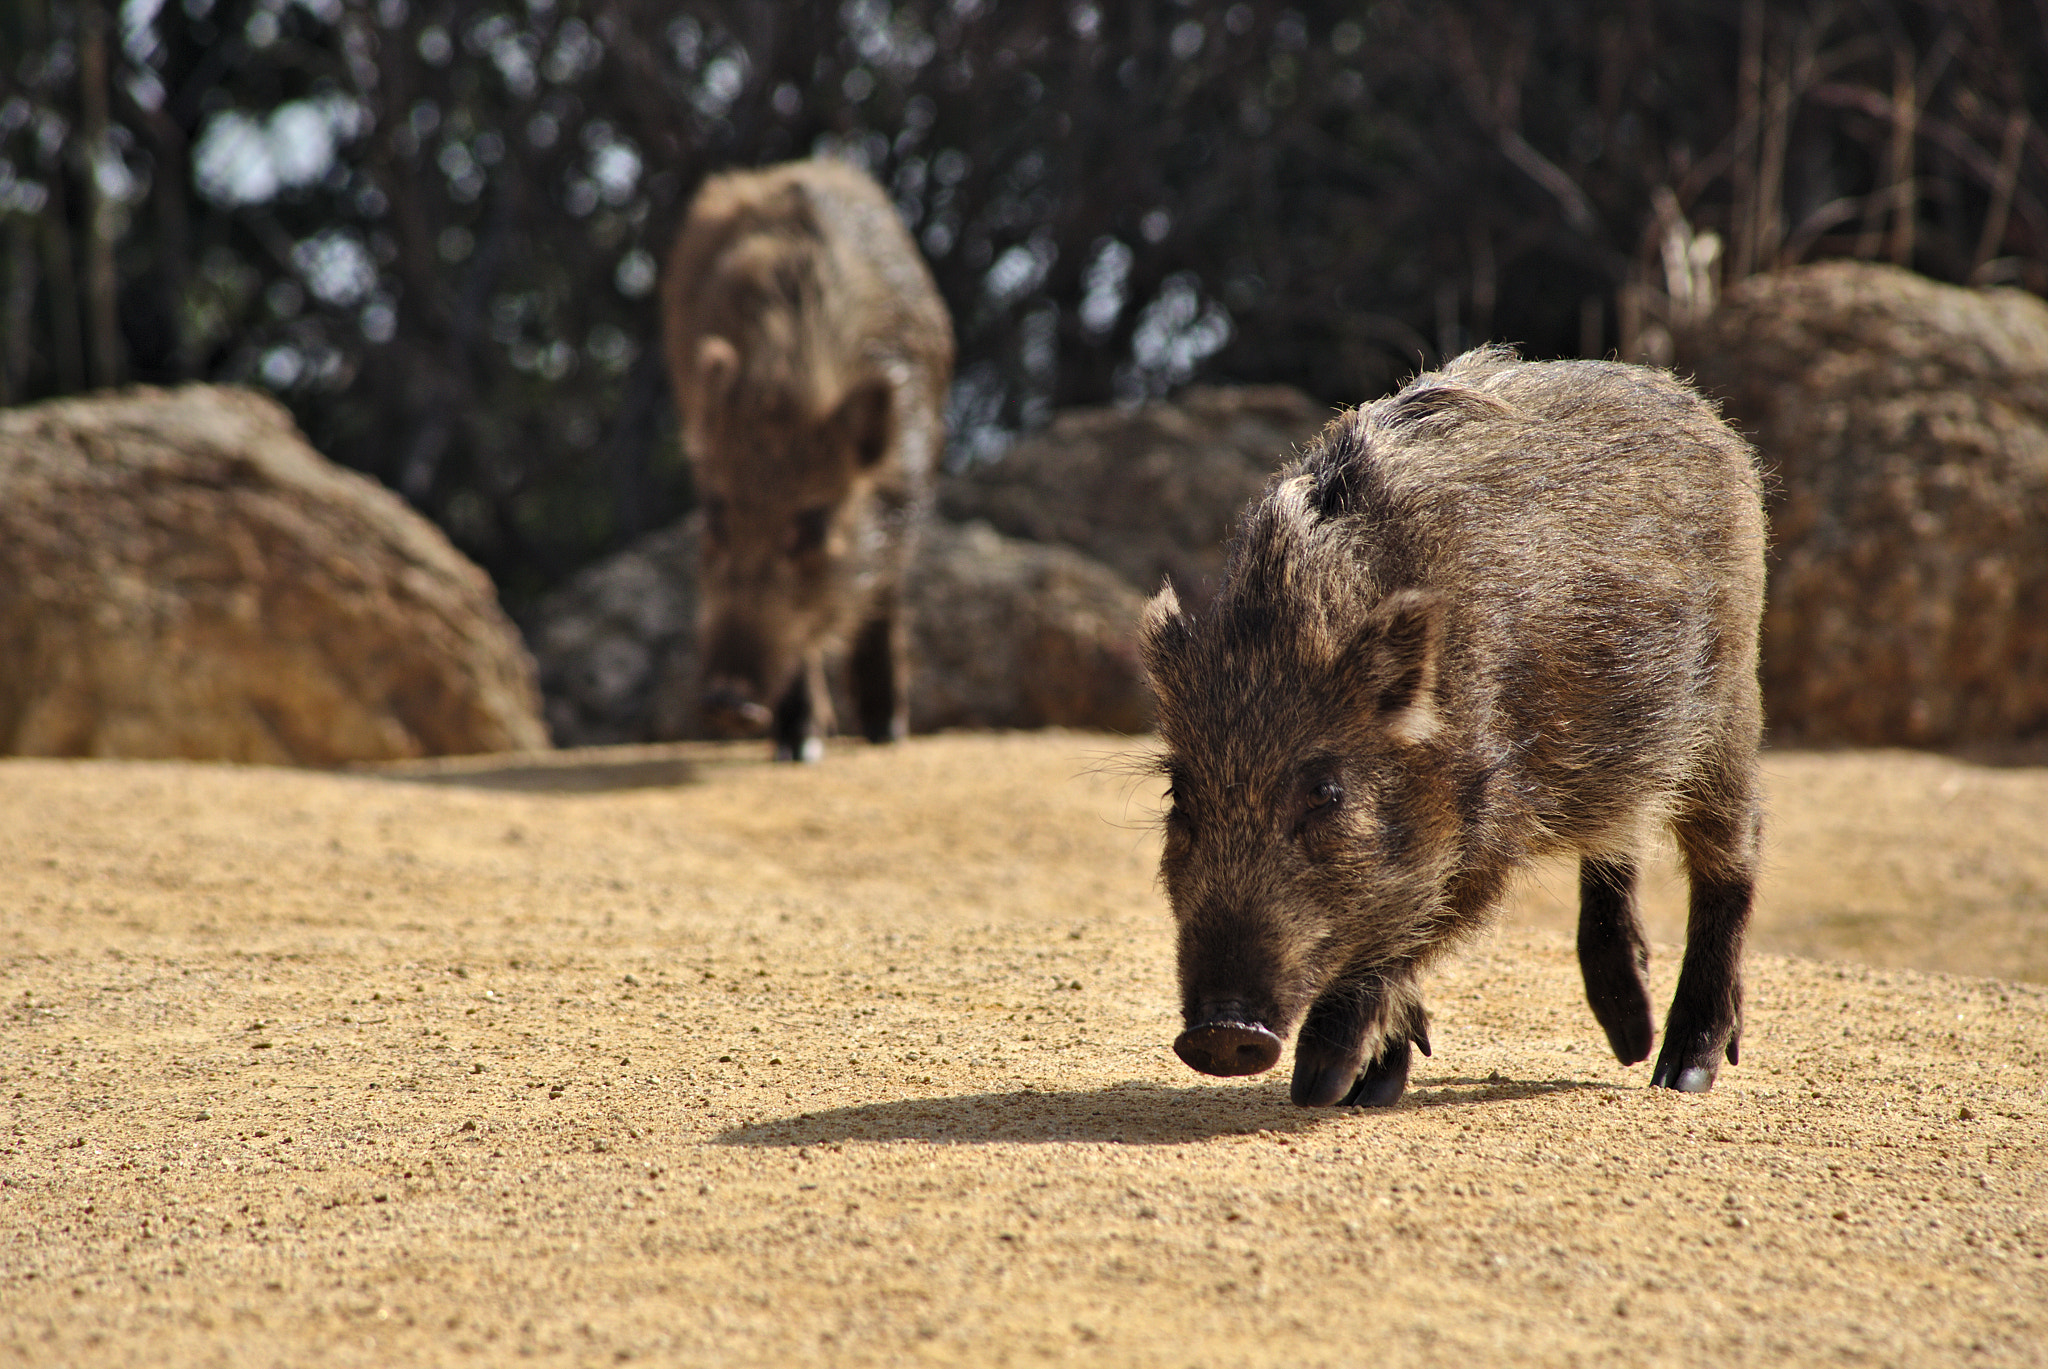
top-left (3, 733), bottom-right (2045, 1367)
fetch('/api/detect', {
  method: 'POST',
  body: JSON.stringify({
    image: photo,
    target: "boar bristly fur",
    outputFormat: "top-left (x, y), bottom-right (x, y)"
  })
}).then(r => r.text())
top-left (1142, 347), bottom-right (1765, 1106)
top-left (663, 158), bottom-right (954, 760)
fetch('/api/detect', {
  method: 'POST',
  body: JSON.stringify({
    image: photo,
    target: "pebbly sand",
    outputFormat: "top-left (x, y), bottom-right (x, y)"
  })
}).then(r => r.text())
top-left (2, 732), bottom-right (2044, 1366)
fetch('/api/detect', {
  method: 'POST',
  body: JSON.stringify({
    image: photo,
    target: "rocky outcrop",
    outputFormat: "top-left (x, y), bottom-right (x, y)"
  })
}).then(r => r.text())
top-left (526, 518), bottom-right (703, 748)
top-left (1678, 262), bottom-right (2048, 747)
top-left (0, 385), bottom-right (548, 764)
top-left (530, 384), bottom-right (1332, 746)
top-left (906, 521), bottom-right (1150, 734)
top-left (938, 384), bottom-right (1328, 611)
top-left (527, 516), bottom-right (1152, 745)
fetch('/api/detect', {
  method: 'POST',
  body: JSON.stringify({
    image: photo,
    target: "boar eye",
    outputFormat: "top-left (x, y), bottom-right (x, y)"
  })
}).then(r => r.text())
top-left (789, 505), bottom-right (832, 554)
top-left (1161, 779), bottom-right (1194, 832)
top-left (701, 495), bottom-right (728, 543)
top-left (1293, 778), bottom-right (1343, 843)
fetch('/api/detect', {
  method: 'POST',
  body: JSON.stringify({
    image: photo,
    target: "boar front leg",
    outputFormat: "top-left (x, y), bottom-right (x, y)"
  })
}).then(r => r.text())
top-left (770, 653), bottom-right (835, 763)
top-left (1291, 972), bottom-right (1431, 1108)
top-left (1577, 856), bottom-right (1655, 1065)
top-left (847, 592), bottom-right (909, 744)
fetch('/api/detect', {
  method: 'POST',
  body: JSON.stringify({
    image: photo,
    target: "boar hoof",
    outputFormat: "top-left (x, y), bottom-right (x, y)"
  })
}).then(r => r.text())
top-left (1291, 1054), bottom-right (1358, 1107)
top-left (1175, 1022), bottom-right (1282, 1077)
top-left (773, 736), bottom-right (825, 763)
top-left (1649, 1027), bottom-right (1732, 1092)
top-left (1579, 951), bottom-right (1655, 1065)
top-left (1338, 1039), bottom-right (1413, 1109)
top-left (1294, 1037), bottom-right (1412, 1108)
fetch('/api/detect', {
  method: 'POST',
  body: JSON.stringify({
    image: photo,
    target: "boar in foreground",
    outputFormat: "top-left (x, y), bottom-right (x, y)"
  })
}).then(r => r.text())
top-left (663, 158), bottom-right (954, 760)
top-left (1142, 348), bottom-right (1765, 1106)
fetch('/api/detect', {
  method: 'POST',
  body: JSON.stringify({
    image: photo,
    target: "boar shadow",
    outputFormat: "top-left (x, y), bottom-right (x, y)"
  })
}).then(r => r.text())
top-left (366, 751), bottom-right (701, 792)
top-left (713, 1075), bottom-right (1611, 1149)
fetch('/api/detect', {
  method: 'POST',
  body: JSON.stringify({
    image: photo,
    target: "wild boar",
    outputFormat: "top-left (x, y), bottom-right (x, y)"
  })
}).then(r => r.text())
top-left (663, 157), bottom-right (954, 760)
top-left (1141, 347), bottom-right (1765, 1106)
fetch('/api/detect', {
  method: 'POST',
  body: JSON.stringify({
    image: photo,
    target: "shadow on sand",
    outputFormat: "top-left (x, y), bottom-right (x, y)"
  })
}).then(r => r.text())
top-left (359, 744), bottom-right (712, 793)
top-left (715, 1073), bottom-right (1613, 1148)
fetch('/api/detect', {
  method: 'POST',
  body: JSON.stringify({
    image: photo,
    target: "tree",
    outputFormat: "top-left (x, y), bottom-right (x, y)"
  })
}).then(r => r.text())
top-left (4, 0), bottom-right (2044, 610)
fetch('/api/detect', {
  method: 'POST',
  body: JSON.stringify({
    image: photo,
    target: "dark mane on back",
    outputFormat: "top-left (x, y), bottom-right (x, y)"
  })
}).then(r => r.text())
top-left (1300, 416), bottom-right (1384, 522)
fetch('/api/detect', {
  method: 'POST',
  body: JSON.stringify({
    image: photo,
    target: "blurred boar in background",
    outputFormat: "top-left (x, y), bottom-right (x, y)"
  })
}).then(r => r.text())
top-left (1142, 348), bottom-right (1765, 1107)
top-left (663, 158), bottom-right (954, 761)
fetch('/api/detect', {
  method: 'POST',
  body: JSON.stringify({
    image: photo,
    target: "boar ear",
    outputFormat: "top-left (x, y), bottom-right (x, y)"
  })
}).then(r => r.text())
top-left (1348, 589), bottom-right (1444, 744)
top-left (696, 336), bottom-right (739, 400)
top-left (834, 378), bottom-right (895, 469)
top-left (1139, 583), bottom-right (1194, 687)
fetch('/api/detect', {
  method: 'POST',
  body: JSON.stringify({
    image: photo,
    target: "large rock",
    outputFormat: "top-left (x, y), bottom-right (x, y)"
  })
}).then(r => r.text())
top-left (531, 384), bottom-right (1332, 746)
top-left (939, 384), bottom-right (1329, 611)
top-left (0, 385), bottom-right (548, 764)
top-left (527, 517), bottom-right (1150, 745)
top-left (525, 519), bottom-right (702, 748)
top-left (906, 520), bottom-right (1150, 734)
top-left (1678, 262), bottom-right (2048, 747)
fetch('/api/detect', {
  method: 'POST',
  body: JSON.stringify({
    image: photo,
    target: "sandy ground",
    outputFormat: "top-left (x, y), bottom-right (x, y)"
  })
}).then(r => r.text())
top-left (2, 732), bottom-right (2044, 1367)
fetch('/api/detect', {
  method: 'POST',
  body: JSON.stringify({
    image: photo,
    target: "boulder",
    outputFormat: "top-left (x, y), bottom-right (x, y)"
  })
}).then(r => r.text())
top-left (938, 384), bottom-right (1329, 611)
top-left (525, 518), bottom-right (702, 748)
top-left (1678, 262), bottom-right (2048, 747)
top-left (906, 520), bottom-right (1150, 734)
top-left (0, 385), bottom-right (548, 764)
top-left (531, 384), bottom-right (1332, 746)
top-left (527, 517), bottom-right (1151, 744)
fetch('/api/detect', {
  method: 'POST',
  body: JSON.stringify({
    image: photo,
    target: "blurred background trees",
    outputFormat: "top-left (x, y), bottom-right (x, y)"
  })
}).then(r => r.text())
top-left (4, 0), bottom-right (2045, 610)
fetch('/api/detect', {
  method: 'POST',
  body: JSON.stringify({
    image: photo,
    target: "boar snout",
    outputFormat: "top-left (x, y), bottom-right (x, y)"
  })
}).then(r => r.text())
top-left (1174, 1008), bottom-right (1284, 1077)
top-left (1173, 924), bottom-right (1311, 1078)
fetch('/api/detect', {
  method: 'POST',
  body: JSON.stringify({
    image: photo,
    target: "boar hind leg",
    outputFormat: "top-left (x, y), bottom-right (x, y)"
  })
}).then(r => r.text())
top-left (1291, 975), bottom-right (1431, 1109)
top-left (1652, 763), bottom-right (1761, 1092)
top-left (771, 655), bottom-right (834, 763)
top-left (847, 600), bottom-right (909, 744)
top-left (1577, 857), bottom-right (1655, 1065)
